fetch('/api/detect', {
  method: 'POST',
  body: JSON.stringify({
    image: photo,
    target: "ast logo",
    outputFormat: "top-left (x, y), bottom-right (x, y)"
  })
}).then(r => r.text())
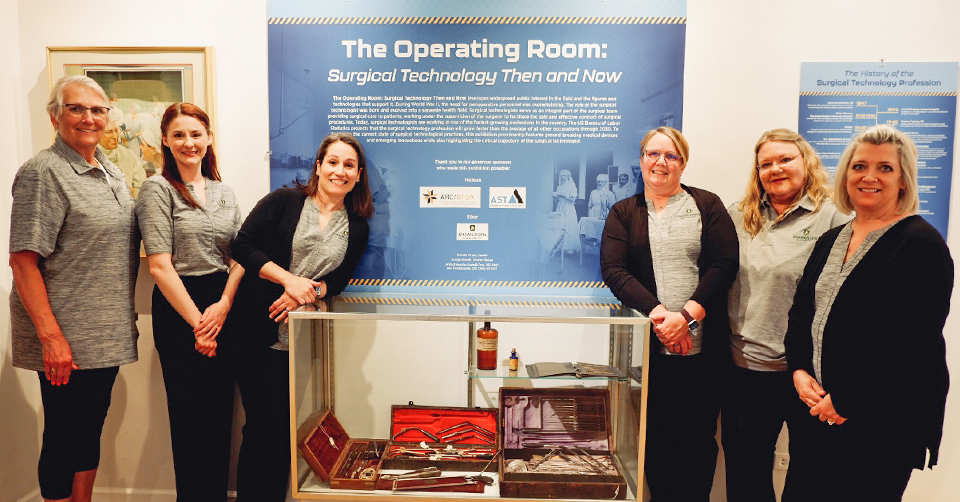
top-left (489, 187), bottom-right (527, 208)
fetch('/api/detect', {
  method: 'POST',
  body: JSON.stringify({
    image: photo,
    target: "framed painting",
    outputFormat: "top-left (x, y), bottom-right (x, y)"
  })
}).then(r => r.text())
top-left (47, 46), bottom-right (216, 198)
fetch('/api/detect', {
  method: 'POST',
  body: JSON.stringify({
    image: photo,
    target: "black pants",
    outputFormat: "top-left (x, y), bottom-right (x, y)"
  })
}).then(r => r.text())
top-left (221, 339), bottom-right (291, 502)
top-left (153, 273), bottom-right (235, 502)
top-left (644, 352), bottom-right (720, 502)
top-left (37, 366), bottom-right (119, 500)
top-left (720, 365), bottom-right (811, 502)
top-left (783, 412), bottom-right (917, 502)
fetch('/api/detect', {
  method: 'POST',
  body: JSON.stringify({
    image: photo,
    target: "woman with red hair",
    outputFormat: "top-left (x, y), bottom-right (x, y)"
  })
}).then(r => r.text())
top-left (136, 103), bottom-right (244, 501)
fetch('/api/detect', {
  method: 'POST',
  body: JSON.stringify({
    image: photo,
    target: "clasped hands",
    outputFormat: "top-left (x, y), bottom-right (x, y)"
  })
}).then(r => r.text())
top-left (793, 369), bottom-right (847, 425)
top-left (269, 275), bottom-right (326, 323)
top-left (649, 304), bottom-right (693, 355)
top-left (193, 297), bottom-right (232, 357)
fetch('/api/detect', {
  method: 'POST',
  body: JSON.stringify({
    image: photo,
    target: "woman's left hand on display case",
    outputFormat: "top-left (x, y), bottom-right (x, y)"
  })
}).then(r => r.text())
top-left (269, 292), bottom-right (301, 323)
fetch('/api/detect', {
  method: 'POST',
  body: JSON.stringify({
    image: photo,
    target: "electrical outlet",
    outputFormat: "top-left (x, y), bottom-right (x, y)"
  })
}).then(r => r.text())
top-left (774, 453), bottom-right (789, 470)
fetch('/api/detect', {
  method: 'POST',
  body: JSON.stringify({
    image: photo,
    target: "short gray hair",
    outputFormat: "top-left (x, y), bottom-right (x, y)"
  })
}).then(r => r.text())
top-left (46, 75), bottom-right (109, 119)
top-left (834, 124), bottom-right (919, 215)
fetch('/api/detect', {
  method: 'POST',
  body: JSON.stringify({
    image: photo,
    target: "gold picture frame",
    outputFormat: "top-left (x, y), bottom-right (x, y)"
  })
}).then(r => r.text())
top-left (47, 46), bottom-right (216, 118)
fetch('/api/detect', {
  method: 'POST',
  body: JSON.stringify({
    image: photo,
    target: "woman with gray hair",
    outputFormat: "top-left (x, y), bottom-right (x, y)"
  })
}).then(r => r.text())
top-left (9, 75), bottom-right (139, 501)
top-left (784, 124), bottom-right (952, 501)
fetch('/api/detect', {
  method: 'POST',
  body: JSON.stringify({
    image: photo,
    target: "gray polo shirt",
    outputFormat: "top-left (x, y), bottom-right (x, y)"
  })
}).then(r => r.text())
top-left (10, 135), bottom-right (140, 371)
top-left (727, 196), bottom-right (851, 371)
top-left (811, 221), bottom-right (891, 382)
top-left (136, 176), bottom-right (241, 275)
top-left (648, 191), bottom-right (703, 355)
top-left (274, 200), bottom-right (349, 350)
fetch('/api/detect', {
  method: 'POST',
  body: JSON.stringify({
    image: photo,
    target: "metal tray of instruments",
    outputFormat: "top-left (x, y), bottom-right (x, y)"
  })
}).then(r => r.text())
top-left (383, 404), bottom-right (499, 472)
top-left (498, 387), bottom-right (627, 499)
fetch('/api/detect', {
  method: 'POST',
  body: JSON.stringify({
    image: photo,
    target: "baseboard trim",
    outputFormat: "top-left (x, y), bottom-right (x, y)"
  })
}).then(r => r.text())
top-left (93, 487), bottom-right (178, 497)
top-left (16, 488), bottom-right (40, 502)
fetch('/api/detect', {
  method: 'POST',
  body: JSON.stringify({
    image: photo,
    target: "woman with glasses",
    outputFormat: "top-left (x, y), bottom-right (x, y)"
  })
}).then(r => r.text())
top-left (601, 126), bottom-right (738, 501)
top-left (784, 125), bottom-right (951, 501)
top-left (722, 129), bottom-right (849, 502)
top-left (9, 75), bottom-right (139, 501)
top-left (136, 103), bottom-right (243, 501)
top-left (225, 132), bottom-right (372, 501)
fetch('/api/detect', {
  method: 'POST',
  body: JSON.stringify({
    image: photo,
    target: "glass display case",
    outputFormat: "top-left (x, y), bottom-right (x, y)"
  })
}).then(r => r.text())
top-left (288, 292), bottom-right (650, 501)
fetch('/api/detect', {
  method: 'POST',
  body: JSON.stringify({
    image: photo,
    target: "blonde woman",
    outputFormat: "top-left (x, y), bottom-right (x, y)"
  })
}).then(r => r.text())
top-left (722, 129), bottom-right (849, 502)
top-left (785, 125), bottom-right (951, 501)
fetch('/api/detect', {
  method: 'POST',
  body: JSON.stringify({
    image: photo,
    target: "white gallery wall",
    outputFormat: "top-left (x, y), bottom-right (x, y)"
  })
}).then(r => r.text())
top-left (2, 0), bottom-right (960, 501)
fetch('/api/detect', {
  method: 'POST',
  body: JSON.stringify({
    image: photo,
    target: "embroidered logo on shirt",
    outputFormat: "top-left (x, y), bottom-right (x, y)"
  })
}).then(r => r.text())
top-left (793, 229), bottom-right (817, 242)
top-left (337, 229), bottom-right (350, 242)
top-left (676, 208), bottom-right (698, 219)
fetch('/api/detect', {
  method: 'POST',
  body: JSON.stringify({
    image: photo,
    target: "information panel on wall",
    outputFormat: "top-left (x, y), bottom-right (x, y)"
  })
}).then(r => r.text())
top-left (799, 62), bottom-right (958, 237)
top-left (267, 0), bottom-right (687, 295)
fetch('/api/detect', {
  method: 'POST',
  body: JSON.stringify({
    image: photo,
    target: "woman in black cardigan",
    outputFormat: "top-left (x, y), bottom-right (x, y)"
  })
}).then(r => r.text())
top-left (784, 125), bottom-right (951, 502)
top-left (225, 132), bottom-right (372, 502)
top-left (601, 126), bottom-right (738, 502)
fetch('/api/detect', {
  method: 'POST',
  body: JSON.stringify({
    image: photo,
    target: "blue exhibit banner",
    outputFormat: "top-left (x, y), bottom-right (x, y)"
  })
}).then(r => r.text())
top-left (799, 62), bottom-right (958, 237)
top-left (267, 1), bottom-right (686, 295)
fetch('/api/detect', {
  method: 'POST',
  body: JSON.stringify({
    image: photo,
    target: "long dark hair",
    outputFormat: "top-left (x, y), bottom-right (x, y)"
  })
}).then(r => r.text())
top-left (160, 103), bottom-right (220, 209)
top-left (299, 132), bottom-right (373, 218)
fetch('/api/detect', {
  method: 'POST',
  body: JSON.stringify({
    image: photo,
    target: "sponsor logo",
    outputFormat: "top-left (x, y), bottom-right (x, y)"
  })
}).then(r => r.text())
top-left (457, 223), bottom-right (489, 240)
top-left (489, 187), bottom-right (527, 208)
top-left (420, 187), bottom-right (482, 208)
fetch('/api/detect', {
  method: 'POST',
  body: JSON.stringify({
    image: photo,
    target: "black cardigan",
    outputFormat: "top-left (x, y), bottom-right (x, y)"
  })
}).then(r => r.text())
top-left (785, 215), bottom-right (952, 468)
top-left (229, 188), bottom-right (369, 347)
top-left (600, 185), bottom-right (739, 357)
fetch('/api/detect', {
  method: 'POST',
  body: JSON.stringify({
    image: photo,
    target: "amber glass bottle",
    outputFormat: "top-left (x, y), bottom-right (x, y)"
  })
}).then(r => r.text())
top-left (476, 321), bottom-right (499, 370)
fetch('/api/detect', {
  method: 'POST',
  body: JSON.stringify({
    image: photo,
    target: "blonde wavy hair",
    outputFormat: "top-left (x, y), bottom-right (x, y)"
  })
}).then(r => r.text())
top-left (739, 129), bottom-right (832, 236)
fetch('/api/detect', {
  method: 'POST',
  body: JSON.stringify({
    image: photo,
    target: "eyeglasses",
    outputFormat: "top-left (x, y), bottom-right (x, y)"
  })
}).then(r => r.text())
top-left (758, 155), bottom-right (799, 172)
top-left (63, 103), bottom-right (110, 118)
top-left (643, 150), bottom-right (682, 166)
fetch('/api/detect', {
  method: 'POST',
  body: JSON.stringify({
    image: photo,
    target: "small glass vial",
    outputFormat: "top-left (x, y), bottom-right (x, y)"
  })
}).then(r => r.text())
top-left (509, 348), bottom-right (519, 371)
top-left (476, 321), bottom-right (498, 370)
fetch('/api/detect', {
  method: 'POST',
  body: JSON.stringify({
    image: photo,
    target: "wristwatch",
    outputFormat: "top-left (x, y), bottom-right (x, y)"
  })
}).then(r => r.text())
top-left (680, 308), bottom-right (700, 331)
